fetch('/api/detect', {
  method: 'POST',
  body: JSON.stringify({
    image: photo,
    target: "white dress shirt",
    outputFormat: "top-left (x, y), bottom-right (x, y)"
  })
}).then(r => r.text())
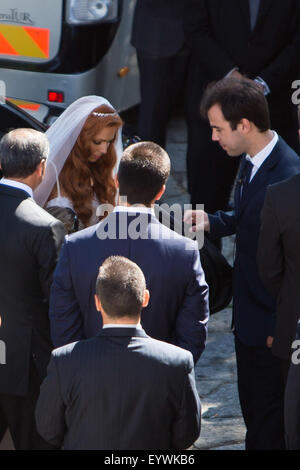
top-left (102, 323), bottom-right (142, 329)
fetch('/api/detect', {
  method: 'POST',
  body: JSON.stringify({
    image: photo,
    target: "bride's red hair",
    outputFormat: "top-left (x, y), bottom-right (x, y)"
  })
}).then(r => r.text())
top-left (56, 104), bottom-right (122, 226)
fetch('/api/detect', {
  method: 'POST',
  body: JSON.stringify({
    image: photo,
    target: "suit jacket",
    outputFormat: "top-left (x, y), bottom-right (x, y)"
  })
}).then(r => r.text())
top-left (184, 0), bottom-right (300, 125)
top-left (0, 185), bottom-right (65, 396)
top-left (208, 137), bottom-right (300, 346)
top-left (257, 173), bottom-right (300, 359)
top-left (49, 210), bottom-right (209, 363)
top-left (35, 327), bottom-right (201, 450)
top-left (131, 0), bottom-right (186, 57)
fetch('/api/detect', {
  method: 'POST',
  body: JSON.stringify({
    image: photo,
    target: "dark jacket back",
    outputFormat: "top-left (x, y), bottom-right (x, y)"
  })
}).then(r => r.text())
top-left (35, 328), bottom-right (201, 450)
top-left (0, 185), bottom-right (64, 395)
top-left (258, 173), bottom-right (300, 358)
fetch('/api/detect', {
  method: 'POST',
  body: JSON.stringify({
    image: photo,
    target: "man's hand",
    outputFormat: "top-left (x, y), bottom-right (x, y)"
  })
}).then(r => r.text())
top-left (266, 336), bottom-right (274, 348)
top-left (183, 210), bottom-right (210, 233)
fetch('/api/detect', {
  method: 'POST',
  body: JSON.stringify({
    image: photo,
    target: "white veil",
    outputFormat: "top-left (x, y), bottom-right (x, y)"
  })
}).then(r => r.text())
top-left (34, 95), bottom-right (123, 207)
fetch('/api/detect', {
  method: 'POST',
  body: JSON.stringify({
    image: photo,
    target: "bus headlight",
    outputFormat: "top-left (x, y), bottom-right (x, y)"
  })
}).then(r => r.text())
top-left (66, 0), bottom-right (118, 25)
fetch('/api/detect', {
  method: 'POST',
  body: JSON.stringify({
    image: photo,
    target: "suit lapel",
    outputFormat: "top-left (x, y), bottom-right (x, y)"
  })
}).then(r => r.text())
top-left (254, 0), bottom-right (273, 31)
top-left (237, 143), bottom-right (281, 216)
top-left (236, 0), bottom-right (251, 30)
top-left (237, 0), bottom-right (273, 33)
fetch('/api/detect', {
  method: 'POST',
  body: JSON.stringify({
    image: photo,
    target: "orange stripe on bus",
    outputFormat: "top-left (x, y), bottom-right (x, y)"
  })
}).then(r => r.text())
top-left (23, 26), bottom-right (50, 58)
top-left (0, 31), bottom-right (18, 56)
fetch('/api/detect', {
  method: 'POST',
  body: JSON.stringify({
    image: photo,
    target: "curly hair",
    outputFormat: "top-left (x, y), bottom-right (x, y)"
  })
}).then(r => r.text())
top-left (50, 104), bottom-right (122, 227)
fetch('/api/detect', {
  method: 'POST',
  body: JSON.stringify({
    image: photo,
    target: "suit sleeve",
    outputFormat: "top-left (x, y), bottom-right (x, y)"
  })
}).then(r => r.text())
top-left (50, 239), bottom-right (84, 347)
top-left (172, 354), bottom-right (201, 449)
top-left (34, 220), bottom-right (65, 299)
top-left (184, 0), bottom-right (237, 79)
top-left (35, 353), bottom-right (66, 448)
top-left (175, 244), bottom-right (209, 364)
top-left (208, 210), bottom-right (237, 239)
top-left (257, 188), bottom-right (284, 299)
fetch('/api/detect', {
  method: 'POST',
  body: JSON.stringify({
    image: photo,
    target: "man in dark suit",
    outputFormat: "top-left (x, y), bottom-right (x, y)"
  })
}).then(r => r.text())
top-left (184, 78), bottom-right (300, 449)
top-left (184, 0), bottom-right (300, 213)
top-left (131, 0), bottom-right (189, 147)
top-left (35, 256), bottom-right (201, 450)
top-left (257, 106), bottom-right (300, 448)
top-left (0, 129), bottom-right (65, 449)
top-left (50, 141), bottom-right (209, 364)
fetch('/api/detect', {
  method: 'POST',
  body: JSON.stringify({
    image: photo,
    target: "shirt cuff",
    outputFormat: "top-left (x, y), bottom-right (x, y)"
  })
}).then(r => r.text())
top-left (225, 67), bottom-right (239, 78)
top-left (254, 76), bottom-right (271, 96)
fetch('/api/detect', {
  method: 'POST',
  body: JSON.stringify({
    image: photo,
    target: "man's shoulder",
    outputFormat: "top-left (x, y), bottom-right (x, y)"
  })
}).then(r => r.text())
top-left (137, 335), bottom-right (194, 368)
top-left (267, 172), bottom-right (300, 201)
top-left (66, 223), bottom-right (98, 244)
top-left (15, 197), bottom-right (64, 230)
top-left (275, 137), bottom-right (300, 167)
top-left (52, 334), bottom-right (193, 370)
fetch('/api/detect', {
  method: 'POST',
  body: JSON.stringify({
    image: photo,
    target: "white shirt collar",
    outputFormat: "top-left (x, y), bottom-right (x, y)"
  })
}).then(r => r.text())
top-left (245, 131), bottom-right (278, 173)
top-left (102, 323), bottom-right (142, 329)
top-left (114, 205), bottom-right (155, 216)
top-left (0, 178), bottom-right (33, 198)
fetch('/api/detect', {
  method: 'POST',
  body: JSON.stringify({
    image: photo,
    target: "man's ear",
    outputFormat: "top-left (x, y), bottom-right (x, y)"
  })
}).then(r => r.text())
top-left (115, 175), bottom-right (119, 188)
top-left (94, 294), bottom-right (102, 312)
top-left (238, 118), bottom-right (251, 134)
top-left (36, 159), bottom-right (46, 178)
top-left (142, 289), bottom-right (150, 308)
top-left (155, 184), bottom-right (166, 202)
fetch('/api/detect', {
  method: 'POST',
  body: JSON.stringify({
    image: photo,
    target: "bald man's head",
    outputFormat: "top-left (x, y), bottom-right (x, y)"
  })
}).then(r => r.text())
top-left (0, 128), bottom-right (49, 178)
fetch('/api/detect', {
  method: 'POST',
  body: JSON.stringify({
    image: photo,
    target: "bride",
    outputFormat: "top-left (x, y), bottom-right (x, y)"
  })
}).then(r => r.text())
top-left (34, 96), bottom-right (123, 232)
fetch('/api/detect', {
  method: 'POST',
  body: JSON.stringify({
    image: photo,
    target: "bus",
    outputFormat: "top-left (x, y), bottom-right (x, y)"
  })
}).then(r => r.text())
top-left (0, 0), bottom-right (139, 124)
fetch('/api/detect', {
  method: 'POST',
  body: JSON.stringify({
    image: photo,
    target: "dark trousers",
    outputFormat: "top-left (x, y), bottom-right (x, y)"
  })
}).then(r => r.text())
top-left (0, 360), bottom-right (57, 450)
top-left (235, 335), bottom-right (286, 450)
top-left (284, 359), bottom-right (300, 449)
top-left (136, 50), bottom-right (189, 148)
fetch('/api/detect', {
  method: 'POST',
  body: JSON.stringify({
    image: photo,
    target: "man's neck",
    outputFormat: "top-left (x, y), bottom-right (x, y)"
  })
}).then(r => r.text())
top-left (247, 130), bottom-right (274, 158)
top-left (102, 318), bottom-right (140, 326)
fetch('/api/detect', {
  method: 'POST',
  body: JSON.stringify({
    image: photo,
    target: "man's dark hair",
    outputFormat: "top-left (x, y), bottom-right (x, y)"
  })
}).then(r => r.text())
top-left (0, 128), bottom-right (49, 178)
top-left (200, 77), bottom-right (271, 132)
top-left (117, 141), bottom-right (170, 205)
top-left (96, 256), bottom-right (146, 319)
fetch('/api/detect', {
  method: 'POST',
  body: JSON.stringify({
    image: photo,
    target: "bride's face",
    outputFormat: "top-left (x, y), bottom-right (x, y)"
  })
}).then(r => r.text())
top-left (87, 125), bottom-right (117, 163)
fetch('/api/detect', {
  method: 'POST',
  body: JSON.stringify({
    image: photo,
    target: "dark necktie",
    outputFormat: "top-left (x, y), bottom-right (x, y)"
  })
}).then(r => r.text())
top-left (249, 0), bottom-right (261, 30)
top-left (241, 159), bottom-right (254, 196)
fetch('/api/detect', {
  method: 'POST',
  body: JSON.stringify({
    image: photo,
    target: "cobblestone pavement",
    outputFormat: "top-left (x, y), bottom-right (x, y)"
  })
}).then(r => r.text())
top-left (163, 112), bottom-right (246, 451)
top-left (0, 110), bottom-right (246, 451)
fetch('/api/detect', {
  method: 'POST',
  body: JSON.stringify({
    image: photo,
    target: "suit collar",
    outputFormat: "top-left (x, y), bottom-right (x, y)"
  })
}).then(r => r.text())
top-left (96, 326), bottom-right (149, 339)
top-left (114, 205), bottom-right (155, 216)
top-left (0, 178), bottom-right (33, 198)
top-left (0, 183), bottom-right (31, 200)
